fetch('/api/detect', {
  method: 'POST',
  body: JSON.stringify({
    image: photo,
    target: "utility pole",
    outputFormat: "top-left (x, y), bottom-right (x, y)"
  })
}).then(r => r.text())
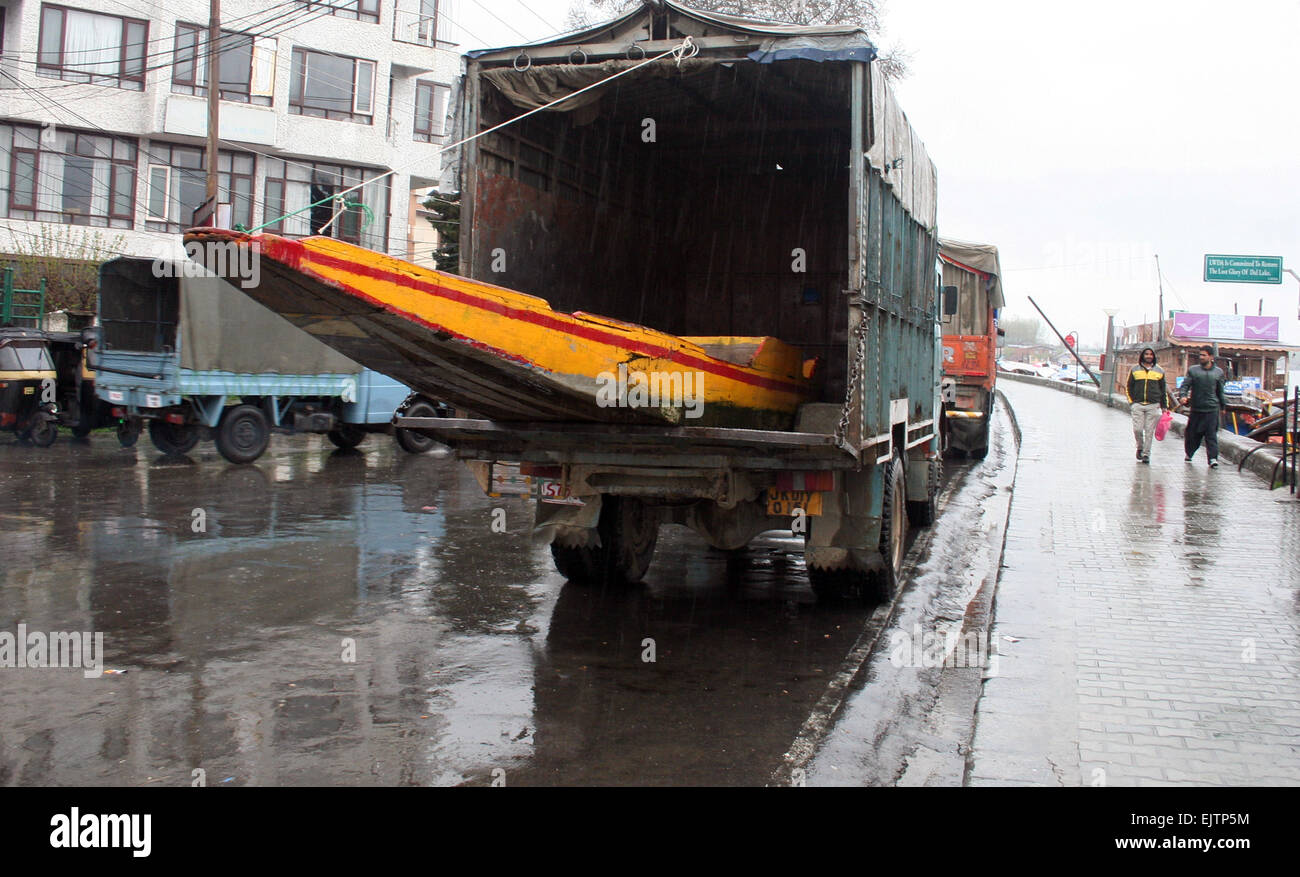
top-left (1159, 253), bottom-right (1170, 343)
top-left (1103, 307), bottom-right (1119, 405)
top-left (204, 0), bottom-right (221, 224)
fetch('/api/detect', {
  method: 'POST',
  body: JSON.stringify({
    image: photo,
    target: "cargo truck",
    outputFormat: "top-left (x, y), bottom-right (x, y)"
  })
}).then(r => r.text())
top-left (938, 239), bottom-right (1004, 458)
top-left (190, 2), bottom-right (945, 602)
top-left (93, 257), bottom-right (444, 462)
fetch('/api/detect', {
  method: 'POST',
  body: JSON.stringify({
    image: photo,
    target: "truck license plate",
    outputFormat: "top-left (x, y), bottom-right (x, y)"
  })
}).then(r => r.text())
top-left (766, 489), bottom-right (823, 517)
top-left (144, 394), bottom-right (163, 408)
top-left (537, 479), bottom-right (584, 506)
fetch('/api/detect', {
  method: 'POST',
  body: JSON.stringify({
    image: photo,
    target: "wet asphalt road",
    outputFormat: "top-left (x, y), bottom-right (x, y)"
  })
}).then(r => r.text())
top-left (0, 430), bottom-right (982, 787)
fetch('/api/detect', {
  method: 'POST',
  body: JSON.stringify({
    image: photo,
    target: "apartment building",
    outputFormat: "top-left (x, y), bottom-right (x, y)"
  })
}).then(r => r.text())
top-left (0, 0), bottom-right (459, 265)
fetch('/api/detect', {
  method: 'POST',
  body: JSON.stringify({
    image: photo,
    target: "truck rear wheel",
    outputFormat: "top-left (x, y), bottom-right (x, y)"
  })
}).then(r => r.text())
top-left (550, 496), bottom-right (658, 585)
top-left (875, 454), bottom-right (908, 601)
top-left (215, 404), bottom-right (270, 464)
top-left (149, 420), bottom-right (200, 455)
top-left (808, 454), bottom-right (907, 604)
top-left (970, 396), bottom-right (993, 459)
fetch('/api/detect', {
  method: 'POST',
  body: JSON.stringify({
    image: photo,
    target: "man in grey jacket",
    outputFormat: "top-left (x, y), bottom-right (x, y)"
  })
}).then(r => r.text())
top-left (1178, 345), bottom-right (1228, 468)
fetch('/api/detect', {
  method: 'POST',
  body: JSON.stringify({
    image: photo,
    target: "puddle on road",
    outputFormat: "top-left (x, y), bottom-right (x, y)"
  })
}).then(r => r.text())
top-left (0, 435), bottom-right (876, 786)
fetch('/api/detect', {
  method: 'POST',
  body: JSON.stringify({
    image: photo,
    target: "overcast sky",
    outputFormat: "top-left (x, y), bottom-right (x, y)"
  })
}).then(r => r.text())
top-left (448, 0), bottom-right (1300, 349)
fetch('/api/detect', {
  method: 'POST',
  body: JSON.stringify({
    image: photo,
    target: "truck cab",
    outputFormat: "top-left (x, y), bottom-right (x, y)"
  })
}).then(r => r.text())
top-left (938, 239), bottom-right (1005, 459)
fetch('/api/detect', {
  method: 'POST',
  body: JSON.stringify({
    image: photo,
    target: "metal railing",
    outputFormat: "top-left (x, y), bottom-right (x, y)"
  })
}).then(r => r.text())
top-left (1, 267), bottom-right (46, 329)
top-left (392, 8), bottom-right (449, 47)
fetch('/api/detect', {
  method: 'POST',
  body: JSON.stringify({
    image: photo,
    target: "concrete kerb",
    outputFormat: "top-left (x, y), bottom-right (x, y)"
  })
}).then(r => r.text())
top-left (999, 372), bottom-right (1292, 487)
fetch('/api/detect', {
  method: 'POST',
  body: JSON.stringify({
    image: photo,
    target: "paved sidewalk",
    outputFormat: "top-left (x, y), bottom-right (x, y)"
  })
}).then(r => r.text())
top-left (970, 381), bottom-right (1300, 786)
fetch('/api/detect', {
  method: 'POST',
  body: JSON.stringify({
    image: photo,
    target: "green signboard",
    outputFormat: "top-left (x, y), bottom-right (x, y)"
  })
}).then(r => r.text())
top-left (1204, 254), bottom-right (1283, 284)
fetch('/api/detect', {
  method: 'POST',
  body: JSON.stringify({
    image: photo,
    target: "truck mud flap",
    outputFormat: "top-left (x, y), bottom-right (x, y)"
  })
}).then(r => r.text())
top-left (535, 494), bottom-right (602, 548)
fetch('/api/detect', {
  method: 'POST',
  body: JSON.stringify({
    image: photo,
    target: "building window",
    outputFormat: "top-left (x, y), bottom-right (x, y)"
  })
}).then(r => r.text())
top-left (301, 0), bottom-right (379, 23)
top-left (144, 144), bottom-right (255, 232)
top-left (37, 4), bottom-right (147, 91)
top-left (172, 24), bottom-right (275, 106)
top-left (0, 123), bottom-right (136, 228)
top-left (290, 48), bottom-right (376, 124)
top-left (263, 158), bottom-right (389, 252)
top-left (413, 81), bottom-right (449, 142)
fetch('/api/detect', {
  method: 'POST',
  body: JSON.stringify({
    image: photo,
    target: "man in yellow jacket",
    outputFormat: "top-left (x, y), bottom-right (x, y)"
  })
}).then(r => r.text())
top-left (1126, 347), bottom-right (1170, 464)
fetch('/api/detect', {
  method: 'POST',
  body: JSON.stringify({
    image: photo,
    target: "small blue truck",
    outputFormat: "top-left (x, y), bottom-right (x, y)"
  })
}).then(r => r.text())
top-left (93, 257), bottom-right (443, 463)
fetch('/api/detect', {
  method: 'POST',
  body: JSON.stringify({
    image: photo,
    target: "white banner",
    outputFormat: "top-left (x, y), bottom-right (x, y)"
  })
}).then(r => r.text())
top-left (1207, 314), bottom-right (1244, 340)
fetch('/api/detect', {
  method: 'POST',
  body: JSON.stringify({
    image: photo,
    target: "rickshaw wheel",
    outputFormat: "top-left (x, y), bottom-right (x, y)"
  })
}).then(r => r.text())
top-left (29, 420), bottom-right (57, 448)
top-left (117, 419), bottom-right (141, 448)
top-left (149, 420), bottom-right (200, 455)
top-left (327, 424), bottom-right (368, 449)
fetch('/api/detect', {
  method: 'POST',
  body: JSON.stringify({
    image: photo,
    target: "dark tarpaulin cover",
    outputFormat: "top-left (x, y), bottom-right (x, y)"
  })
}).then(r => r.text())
top-left (938, 239), bottom-right (1006, 309)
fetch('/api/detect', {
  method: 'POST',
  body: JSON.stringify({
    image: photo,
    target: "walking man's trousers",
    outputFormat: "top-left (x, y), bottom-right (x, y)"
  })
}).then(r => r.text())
top-left (1130, 402), bottom-right (1161, 456)
top-left (1184, 410), bottom-right (1221, 462)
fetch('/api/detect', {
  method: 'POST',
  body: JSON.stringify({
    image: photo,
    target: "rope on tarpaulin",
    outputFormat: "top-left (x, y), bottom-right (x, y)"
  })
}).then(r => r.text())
top-left (241, 36), bottom-right (698, 235)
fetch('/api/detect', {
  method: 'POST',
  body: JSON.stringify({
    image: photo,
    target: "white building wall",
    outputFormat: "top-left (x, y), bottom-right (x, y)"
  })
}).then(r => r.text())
top-left (0, 0), bottom-right (461, 262)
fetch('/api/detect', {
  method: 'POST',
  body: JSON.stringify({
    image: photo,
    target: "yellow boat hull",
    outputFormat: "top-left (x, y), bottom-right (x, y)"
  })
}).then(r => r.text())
top-left (184, 230), bottom-right (815, 429)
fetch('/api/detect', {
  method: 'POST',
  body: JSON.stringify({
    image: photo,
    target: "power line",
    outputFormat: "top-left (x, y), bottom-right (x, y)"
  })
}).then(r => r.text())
top-left (0, 70), bottom-right (275, 221)
top-left (245, 36), bottom-right (698, 232)
top-left (1, 6), bottom-right (436, 164)
top-left (1156, 264), bottom-right (1188, 309)
top-left (2, 6), bottom-right (479, 247)
top-left (1004, 255), bottom-right (1153, 273)
top-left (2, 0), bottom-right (311, 63)
top-left (510, 0), bottom-right (564, 33)
top-left (9, 6), bottom-right (452, 141)
top-left (464, 0), bottom-right (532, 43)
top-left (2, 0), bottom-right (339, 91)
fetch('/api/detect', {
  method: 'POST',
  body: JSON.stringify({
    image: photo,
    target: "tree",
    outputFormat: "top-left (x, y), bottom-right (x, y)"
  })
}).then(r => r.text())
top-left (568, 0), bottom-right (909, 78)
top-left (1, 223), bottom-right (125, 314)
top-left (998, 314), bottom-right (1051, 348)
top-left (422, 191), bottom-right (460, 273)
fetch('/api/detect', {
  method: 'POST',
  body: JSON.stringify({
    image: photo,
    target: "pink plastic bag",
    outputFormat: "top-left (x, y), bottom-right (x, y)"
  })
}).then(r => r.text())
top-left (1154, 410), bottom-right (1173, 441)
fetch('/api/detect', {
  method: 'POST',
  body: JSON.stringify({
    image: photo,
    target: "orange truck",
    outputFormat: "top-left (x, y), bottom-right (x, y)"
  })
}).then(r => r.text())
top-left (938, 239), bottom-right (1004, 459)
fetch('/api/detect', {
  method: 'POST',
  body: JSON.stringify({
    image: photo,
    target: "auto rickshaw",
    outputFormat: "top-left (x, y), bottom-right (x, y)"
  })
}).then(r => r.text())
top-left (46, 326), bottom-right (113, 438)
top-left (0, 326), bottom-right (59, 446)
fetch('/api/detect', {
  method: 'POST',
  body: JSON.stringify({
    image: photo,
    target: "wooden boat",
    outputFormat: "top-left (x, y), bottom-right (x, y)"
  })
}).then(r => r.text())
top-left (183, 230), bottom-right (816, 429)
